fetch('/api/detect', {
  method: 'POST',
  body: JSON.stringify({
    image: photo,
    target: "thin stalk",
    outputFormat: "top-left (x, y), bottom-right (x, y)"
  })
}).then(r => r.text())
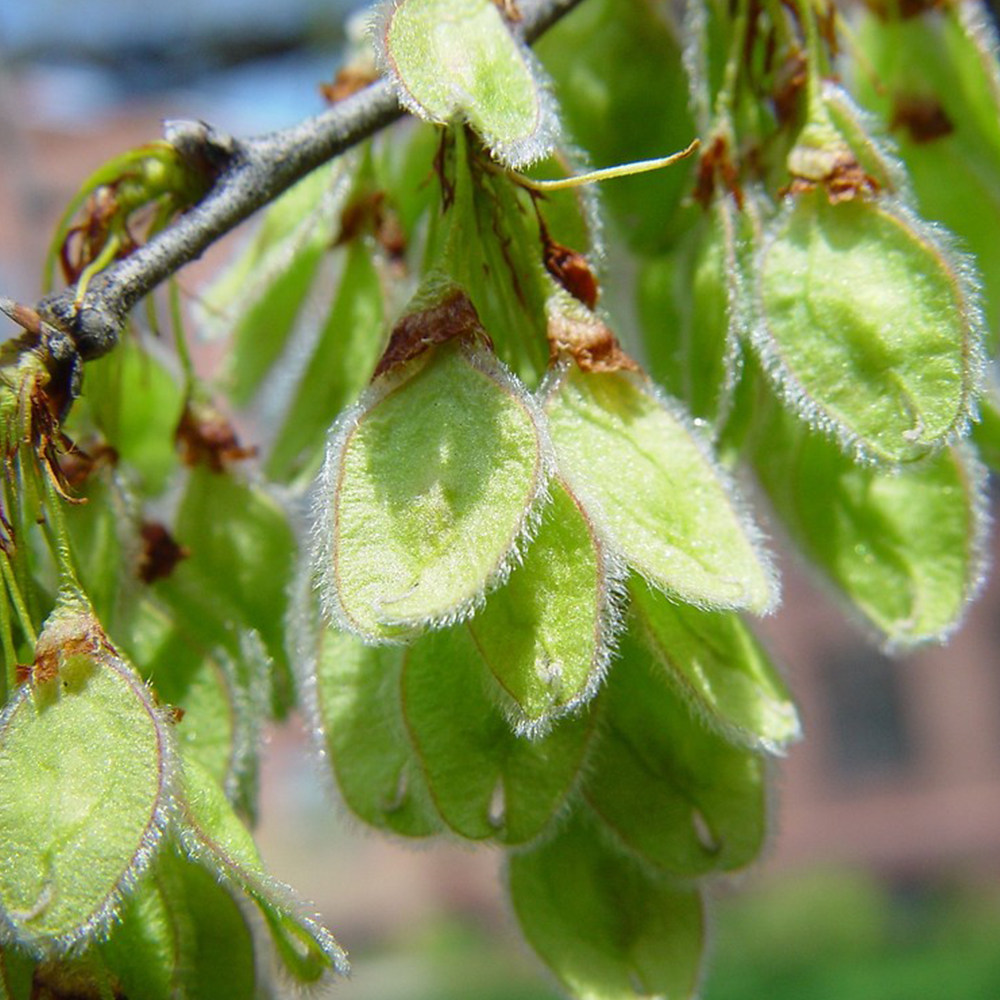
top-left (41, 474), bottom-right (83, 596)
top-left (0, 563), bottom-right (17, 697)
top-left (800, 0), bottom-right (830, 120)
top-left (11, 459), bottom-right (41, 629)
top-left (514, 141), bottom-right (700, 192)
top-left (0, 557), bottom-right (36, 649)
top-left (714, 0), bottom-right (752, 133)
top-left (763, 0), bottom-right (795, 53)
top-left (169, 279), bottom-right (197, 397)
top-left (74, 231), bottom-right (122, 305)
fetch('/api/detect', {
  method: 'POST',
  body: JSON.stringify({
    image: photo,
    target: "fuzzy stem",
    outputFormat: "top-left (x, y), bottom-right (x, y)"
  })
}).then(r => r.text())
top-left (28, 0), bottom-right (588, 364)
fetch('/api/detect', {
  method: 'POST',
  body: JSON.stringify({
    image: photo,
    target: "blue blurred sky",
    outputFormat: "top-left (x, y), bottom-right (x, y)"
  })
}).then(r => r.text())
top-left (1, 0), bottom-right (369, 132)
top-left (1, 0), bottom-right (359, 52)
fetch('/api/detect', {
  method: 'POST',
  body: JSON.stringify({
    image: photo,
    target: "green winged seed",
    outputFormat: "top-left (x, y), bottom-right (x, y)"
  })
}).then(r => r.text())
top-left (583, 631), bottom-right (767, 878)
top-left (126, 598), bottom-right (261, 809)
top-left (542, 364), bottom-right (776, 613)
top-left (73, 333), bottom-right (185, 497)
top-left (0, 943), bottom-right (33, 999)
top-left (754, 403), bottom-right (989, 649)
top-left (159, 468), bottom-right (293, 718)
top-left (306, 623), bottom-right (441, 837)
top-left (852, 2), bottom-right (1000, 337)
top-left (756, 189), bottom-right (984, 464)
top-left (629, 575), bottom-right (799, 753)
top-left (177, 756), bottom-right (348, 983)
top-left (0, 614), bottom-right (173, 953)
top-left (377, 0), bottom-right (557, 168)
top-left (468, 477), bottom-right (619, 733)
top-left (508, 811), bottom-right (704, 1000)
top-left (315, 340), bottom-right (549, 642)
top-left (99, 857), bottom-right (196, 1000)
top-left (160, 851), bottom-right (258, 1000)
top-left (267, 240), bottom-right (385, 484)
top-left (639, 198), bottom-right (748, 429)
top-left (401, 625), bottom-right (592, 845)
top-left (174, 469), bottom-right (295, 682)
top-left (100, 880), bottom-right (189, 1000)
top-left (195, 163), bottom-right (346, 401)
top-left (100, 847), bottom-right (257, 1000)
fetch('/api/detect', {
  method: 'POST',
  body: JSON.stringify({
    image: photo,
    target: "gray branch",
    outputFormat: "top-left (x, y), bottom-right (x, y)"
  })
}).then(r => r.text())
top-left (25, 0), bottom-right (586, 362)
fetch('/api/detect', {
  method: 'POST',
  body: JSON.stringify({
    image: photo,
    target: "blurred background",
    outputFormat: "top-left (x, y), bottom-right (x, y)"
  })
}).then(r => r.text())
top-left (3, 1), bottom-right (1000, 997)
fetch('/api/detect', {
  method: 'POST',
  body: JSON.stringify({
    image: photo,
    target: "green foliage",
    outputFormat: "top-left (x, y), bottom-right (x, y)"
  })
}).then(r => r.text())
top-left (543, 364), bottom-right (776, 612)
top-left (583, 633), bottom-right (766, 878)
top-left (377, 0), bottom-right (558, 168)
top-left (0, 601), bottom-right (172, 953)
top-left (752, 392), bottom-right (989, 646)
top-left (2, 0), bottom-right (1000, 996)
top-left (400, 624), bottom-right (591, 844)
top-left (629, 576), bottom-right (798, 752)
top-left (468, 477), bottom-right (615, 731)
top-left (756, 189), bottom-right (981, 463)
top-left (509, 813), bottom-right (704, 1000)
top-left (315, 337), bottom-right (548, 641)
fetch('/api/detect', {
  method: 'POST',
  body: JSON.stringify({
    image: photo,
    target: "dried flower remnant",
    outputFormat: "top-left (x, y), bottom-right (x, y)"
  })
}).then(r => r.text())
top-left (137, 522), bottom-right (189, 584)
top-left (320, 66), bottom-right (380, 104)
top-left (57, 442), bottom-right (118, 489)
top-left (337, 190), bottom-right (407, 261)
top-left (546, 298), bottom-right (637, 374)
top-left (785, 151), bottom-right (881, 203)
top-left (372, 288), bottom-right (492, 378)
top-left (175, 402), bottom-right (258, 472)
top-left (771, 49), bottom-right (808, 126)
top-left (541, 234), bottom-right (599, 310)
top-left (46, 140), bottom-right (217, 297)
top-left (693, 135), bottom-right (743, 210)
top-left (891, 93), bottom-right (955, 143)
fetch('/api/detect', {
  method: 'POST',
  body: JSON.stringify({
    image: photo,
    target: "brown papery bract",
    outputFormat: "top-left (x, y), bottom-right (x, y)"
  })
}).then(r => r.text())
top-left (373, 289), bottom-right (494, 378)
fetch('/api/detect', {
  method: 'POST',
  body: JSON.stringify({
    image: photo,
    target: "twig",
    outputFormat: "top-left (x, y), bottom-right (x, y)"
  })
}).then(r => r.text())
top-left (22, 0), bottom-right (586, 363)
